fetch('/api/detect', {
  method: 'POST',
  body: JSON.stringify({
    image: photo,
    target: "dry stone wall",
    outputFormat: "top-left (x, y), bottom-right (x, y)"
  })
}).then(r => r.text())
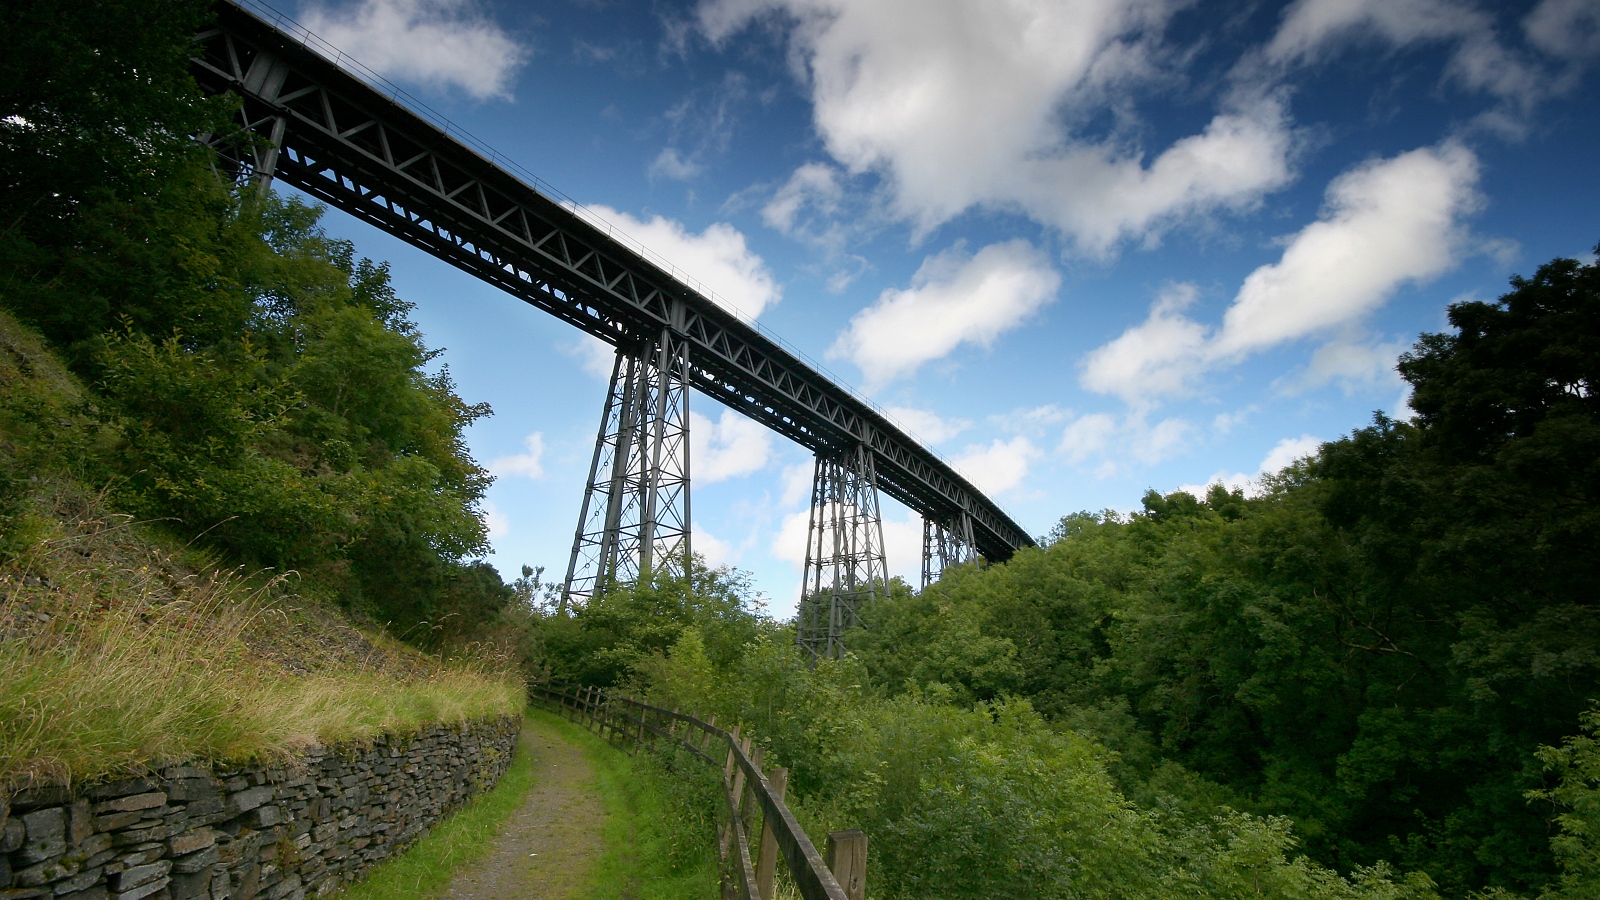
top-left (1, 715), bottom-right (518, 900)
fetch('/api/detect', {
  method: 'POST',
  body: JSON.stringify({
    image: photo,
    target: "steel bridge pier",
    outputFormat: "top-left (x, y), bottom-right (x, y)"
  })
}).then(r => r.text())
top-left (561, 330), bottom-right (692, 611)
top-left (921, 511), bottom-right (977, 588)
top-left (796, 444), bottom-right (888, 660)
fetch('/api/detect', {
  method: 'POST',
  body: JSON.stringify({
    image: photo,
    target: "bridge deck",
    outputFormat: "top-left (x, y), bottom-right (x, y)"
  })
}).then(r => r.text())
top-left (192, 0), bottom-right (1034, 561)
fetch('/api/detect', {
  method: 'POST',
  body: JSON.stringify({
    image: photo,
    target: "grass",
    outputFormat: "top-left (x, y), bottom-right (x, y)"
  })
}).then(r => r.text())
top-left (337, 710), bottom-right (543, 899)
top-left (531, 707), bottom-right (721, 900)
top-left (0, 491), bottom-right (525, 789)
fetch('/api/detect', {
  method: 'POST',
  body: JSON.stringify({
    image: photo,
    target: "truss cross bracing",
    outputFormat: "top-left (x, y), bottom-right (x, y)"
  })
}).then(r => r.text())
top-left (921, 512), bottom-right (977, 588)
top-left (563, 332), bottom-right (692, 609)
top-left (797, 445), bottom-right (888, 660)
top-left (191, 1), bottom-right (1036, 597)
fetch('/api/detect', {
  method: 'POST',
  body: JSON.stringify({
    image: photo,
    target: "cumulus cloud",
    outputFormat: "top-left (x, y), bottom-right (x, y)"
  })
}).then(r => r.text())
top-left (776, 461), bottom-right (813, 508)
top-left (563, 334), bottom-right (617, 381)
top-left (302, 0), bottom-right (528, 100)
top-left (1080, 283), bottom-right (1210, 407)
top-left (884, 406), bottom-right (971, 444)
top-left (699, 0), bottom-right (1295, 253)
top-left (952, 436), bottom-right (1038, 496)
top-left (1175, 434), bottom-right (1322, 499)
top-left (691, 409), bottom-right (773, 483)
top-left (1081, 143), bottom-right (1482, 406)
top-left (488, 432), bottom-right (545, 479)
top-left (480, 499), bottom-right (510, 538)
top-left (573, 205), bottom-right (780, 320)
top-left (695, 528), bottom-right (734, 567)
top-left (1058, 412), bottom-right (1118, 463)
top-left (830, 240), bottom-right (1060, 386)
top-left (1055, 411), bottom-right (1193, 472)
top-left (1214, 142), bottom-right (1480, 355)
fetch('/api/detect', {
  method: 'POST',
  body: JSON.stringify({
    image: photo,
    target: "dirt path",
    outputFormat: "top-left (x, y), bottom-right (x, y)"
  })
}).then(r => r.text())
top-left (441, 716), bottom-right (607, 900)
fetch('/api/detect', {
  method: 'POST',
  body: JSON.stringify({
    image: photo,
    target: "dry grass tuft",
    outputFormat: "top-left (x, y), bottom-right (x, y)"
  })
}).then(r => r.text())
top-left (0, 485), bottom-right (524, 791)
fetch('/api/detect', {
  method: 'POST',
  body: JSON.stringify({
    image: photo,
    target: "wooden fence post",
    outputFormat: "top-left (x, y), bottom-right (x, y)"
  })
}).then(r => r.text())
top-left (826, 831), bottom-right (868, 900)
top-left (743, 746), bottom-right (765, 821)
top-left (756, 767), bottom-right (788, 900)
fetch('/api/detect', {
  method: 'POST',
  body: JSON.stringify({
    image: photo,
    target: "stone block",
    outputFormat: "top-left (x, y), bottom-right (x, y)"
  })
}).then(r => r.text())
top-left (227, 788), bottom-right (273, 816)
top-left (92, 813), bottom-right (142, 833)
top-left (0, 853), bottom-right (10, 890)
top-left (58, 884), bottom-right (109, 900)
top-left (19, 808), bottom-right (67, 863)
top-left (15, 856), bottom-right (80, 889)
top-left (110, 876), bottom-right (168, 900)
top-left (167, 829), bottom-right (213, 857)
top-left (172, 847), bottom-right (219, 876)
top-left (91, 795), bottom-right (166, 816)
top-left (168, 869), bottom-right (212, 900)
top-left (9, 786), bottom-right (70, 811)
top-left (84, 780), bottom-right (157, 802)
top-left (108, 860), bottom-right (170, 893)
top-left (49, 864), bottom-right (104, 895)
top-left (245, 808), bottom-right (281, 830)
top-left (4, 817), bottom-right (26, 852)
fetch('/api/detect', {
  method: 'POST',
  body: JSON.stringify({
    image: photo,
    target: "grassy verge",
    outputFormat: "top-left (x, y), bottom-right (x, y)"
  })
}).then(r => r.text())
top-left (0, 489), bottom-right (524, 789)
top-left (338, 710), bottom-right (541, 899)
top-left (527, 707), bottom-right (720, 900)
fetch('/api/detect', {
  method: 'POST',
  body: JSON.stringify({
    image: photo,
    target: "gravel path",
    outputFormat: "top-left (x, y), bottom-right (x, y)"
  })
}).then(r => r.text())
top-left (440, 716), bottom-right (607, 900)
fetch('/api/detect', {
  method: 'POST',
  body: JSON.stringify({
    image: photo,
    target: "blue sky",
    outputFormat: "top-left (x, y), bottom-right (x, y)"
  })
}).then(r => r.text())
top-left (270, 0), bottom-right (1600, 615)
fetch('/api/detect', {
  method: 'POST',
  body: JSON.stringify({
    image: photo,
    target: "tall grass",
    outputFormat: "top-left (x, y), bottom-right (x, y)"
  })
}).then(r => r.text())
top-left (0, 498), bottom-right (524, 789)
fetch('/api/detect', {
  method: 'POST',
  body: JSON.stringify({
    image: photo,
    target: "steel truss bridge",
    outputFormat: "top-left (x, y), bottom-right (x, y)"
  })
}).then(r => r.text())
top-left (192, 0), bottom-right (1034, 657)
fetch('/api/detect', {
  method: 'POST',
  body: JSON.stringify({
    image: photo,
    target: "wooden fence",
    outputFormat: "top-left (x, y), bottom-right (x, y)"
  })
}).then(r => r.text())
top-left (530, 681), bottom-right (866, 900)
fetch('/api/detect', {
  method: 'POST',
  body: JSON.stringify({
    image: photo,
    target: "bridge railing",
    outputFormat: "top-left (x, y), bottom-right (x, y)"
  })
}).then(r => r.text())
top-left (530, 680), bottom-right (865, 900)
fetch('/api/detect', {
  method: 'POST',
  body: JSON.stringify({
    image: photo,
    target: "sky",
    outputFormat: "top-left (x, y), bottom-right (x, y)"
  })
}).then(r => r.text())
top-left (268, 0), bottom-right (1600, 616)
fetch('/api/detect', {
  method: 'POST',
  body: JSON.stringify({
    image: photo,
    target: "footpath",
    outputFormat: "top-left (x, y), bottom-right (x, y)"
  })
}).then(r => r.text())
top-left (439, 716), bottom-right (607, 900)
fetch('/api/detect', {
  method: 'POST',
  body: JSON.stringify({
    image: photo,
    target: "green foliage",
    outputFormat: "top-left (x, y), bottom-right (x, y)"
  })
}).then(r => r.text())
top-left (836, 247), bottom-right (1600, 897)
top-left (1529, 708), bottom-right (1600, 900)
top-left (0, 0), bottom-right (510, 643)
top-left (535, 564), bottom-right (768, 687)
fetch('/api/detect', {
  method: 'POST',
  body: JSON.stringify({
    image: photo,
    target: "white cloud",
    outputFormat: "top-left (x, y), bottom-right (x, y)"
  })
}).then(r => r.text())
top-left (302, 0), bottom-right (528, 101)
top-left (695, 528), bottom-right (734, 567)
top-left (830, 240), bottom-right (1060, 386)
top-left (650, 147), bottom-right (703, 181)
top-left (1262, 0), bottom-right (1574, 113)
top-left (1288, 337), bottom-right (1409, 394)
top-left (1081, 143), bottom-right (1482, 406)
top-left (699, 0), bottom-right (1295, 254)
top-left (1133, 417), bottom-right (1191, 465)
top-left (1214, 143), bottom-right (1480, 355)
top-left (952, 436), bottom-right (1038, 496)
top-left (1080, 283), bottom-right (1210, 407)
top-left (1260, 434), bottom-right (1323, 474)
top-left (763, 163), bottom-right (845, 235)
top-left (1525, 0), bottom-right (1600, 61)
top-left (488, 432), bottom-right (545, 479)
top-left (1057, 412), bottom-right (1117, 463)
top-left (563, 334), bottom-right (617, 381)
top-left (884, 406), bottom-right (971, 444)
top-left (1175, 434), bottom-right (1322, 499)
top-left (481, 499), bottom-right (510, 538)
top-left (772, 507), bottom-right (812, 570)
top-left (572, 205), bottom-right (780, 320)
top-left (691, 409), bottom-right (773, 483)
top-left (778, 461), bottom-right (814, 507)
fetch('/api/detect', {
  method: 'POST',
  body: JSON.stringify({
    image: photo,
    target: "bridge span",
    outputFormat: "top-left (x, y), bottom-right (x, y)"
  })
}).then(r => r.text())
top-left (191, 0), bottom-right (1034, 656)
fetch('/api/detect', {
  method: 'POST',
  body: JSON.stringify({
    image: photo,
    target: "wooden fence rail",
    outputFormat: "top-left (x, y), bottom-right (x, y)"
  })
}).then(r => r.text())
top-left (530, 680), bottom-right (865, 900)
